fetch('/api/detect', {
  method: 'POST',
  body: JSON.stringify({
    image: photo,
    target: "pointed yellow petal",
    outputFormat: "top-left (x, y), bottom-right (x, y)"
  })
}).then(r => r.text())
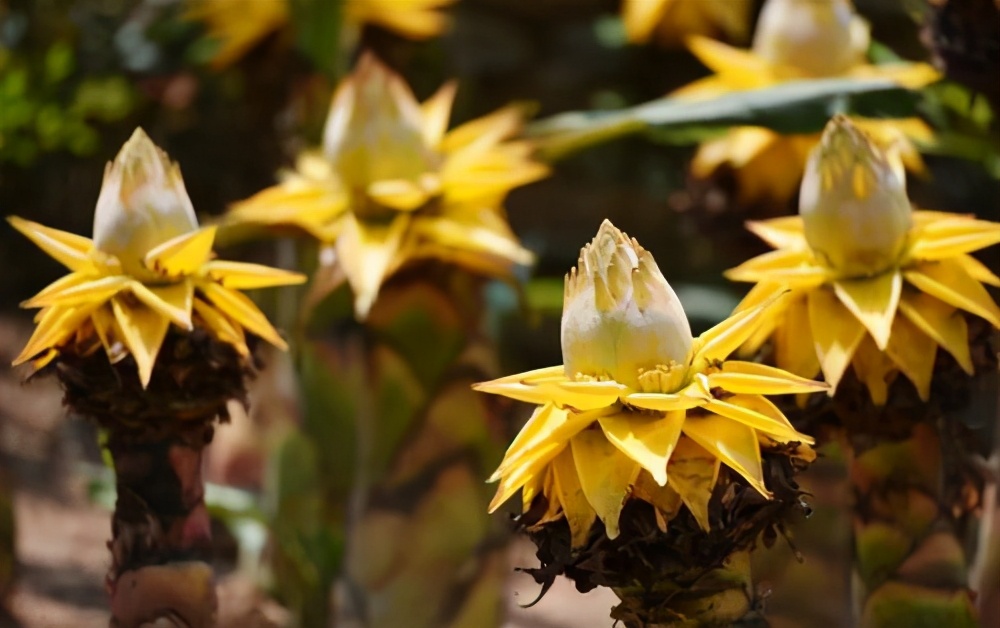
top-left (955, 254), bottom-right (1000, 287)
top-left (904, 259), bottom-right (1000, 328)
top-left (571, 428), bottom-right (640, 540)
top-left (551, 446), bottom-right (597, 549)
top-left (23, 274), bottom-right (129, 308)
top-left (8, 216), bottom-right (93, 272)
top-left (367, 178), bottom-right (432, 211)
top-left (667, 438), bottom-right (717, 531)
top-left (708, 361), bottom-right (827, 395)
top-left (203, 260), bottom-right (306, 290)
top-left (598, 410), bottom-right (685, 487)
top-left (686, 35), bottom-right (772, 89)
top-left (410, 215), bottom-right (534, 267)
top-left (808, 287), bottom-right (866, 391)
top-left (198, 281), bottom-right (287, 349)
top-left (703, 397), bottom-right (812, 443)
top-left (692, 292), bottom-right (787, 368)
top-left (735, 283), bottom-right (788, 357)
top-left (90, 304), bottom-right (128, 363)
top-left (724, 249), bottom-right (828, 287)
top-left (908, 216), bottom-right (1000, 261)
top-left (745, 217), bottom-right (808, 251)
top-left (832, 271), bottom-right (902, 351)
top-left (128, 280), bottom-right (193, 330)
top-left (13, 305), bottom-right (99, 365)
top-left (621, 0), bottom-right (668, 43)
top-left (472, 366), bottom-right (570, 406)
top-left (144, 226), bottom-right (217, 278)
top-left (851, 336), bottom-right (894, 406)
top-left (682, 415), bottom-right (767, 497)
top-left (773, 294), bottom-right (821, 379)
top-left (192, 297), bottom-right (248, 356)
top-left (554, 380), bottom-right (629, 410)
top-left (110, 297), bottom-right (171, 388)
top-left (336, 214), bottom-right (409, 319)
top-left (490, 404), bottom-right (593, 482)
top-left (623, 378), bottom-right (712, 412)
top-left (898, 292), bottom-right (972, 374)
top-left (488, 446), bottom-right (558, 513)
top-left (885, 315), bottom-right (937, 401)
top-left (421, 80), bottom-right (457, 147)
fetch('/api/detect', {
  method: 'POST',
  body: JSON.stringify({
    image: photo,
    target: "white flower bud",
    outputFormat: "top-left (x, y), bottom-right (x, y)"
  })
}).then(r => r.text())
top-left (561, 220), bottom-right (693, 388)
top-left (92, 128), bottom-right (199, 277)
top-left (752, 0), bottom-right (869, 77)
top-left (800, 116), bottom-right (912, 276)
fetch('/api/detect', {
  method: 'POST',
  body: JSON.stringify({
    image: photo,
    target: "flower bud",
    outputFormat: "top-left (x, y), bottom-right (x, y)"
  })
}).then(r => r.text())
top-left (92, 128), bottom-right (199, 277)
top-left (322, 53), bottom-right (436, 195)
top-left (799, 116), bottom-right (912, 276)
top-left (752, 0), bottom-right (869, 77)
top-left (561, 220), bottom-right (693, 388)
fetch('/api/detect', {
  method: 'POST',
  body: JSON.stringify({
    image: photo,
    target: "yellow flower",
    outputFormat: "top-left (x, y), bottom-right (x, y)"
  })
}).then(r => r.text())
top-left (227, 52), bottom-right (549, 318)
top-left (185, 0), bottom-right (457, 69)
top-left (9, 128), bottom-right (305, 387)
top-left (475, 220), bottom-right (824, 546)
top-left (622, 0), bottom-right (753, 46)
top-left (674, 0), bottom-right (940, 205)
top-left (726, 117), bottom-right (1000, 405)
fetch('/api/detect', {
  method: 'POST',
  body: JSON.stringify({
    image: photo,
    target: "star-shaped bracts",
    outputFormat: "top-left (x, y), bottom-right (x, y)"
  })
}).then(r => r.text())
top-left (10, 128), bottom-right (305, 387)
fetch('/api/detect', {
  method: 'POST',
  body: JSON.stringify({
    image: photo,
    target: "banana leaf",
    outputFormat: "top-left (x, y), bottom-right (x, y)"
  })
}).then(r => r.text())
top-left (527, 77), bottom-right (921, 161)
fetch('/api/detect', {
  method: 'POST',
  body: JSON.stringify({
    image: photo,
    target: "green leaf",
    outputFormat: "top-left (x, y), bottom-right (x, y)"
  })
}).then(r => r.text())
top-left (289, 0), bottom-right (343, 78)
top-left (527, 77), bottom-right (921, 161)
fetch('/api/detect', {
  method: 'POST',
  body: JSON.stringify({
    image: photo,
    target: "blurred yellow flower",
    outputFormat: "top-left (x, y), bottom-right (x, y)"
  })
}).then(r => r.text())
top-left (227, 52), bottom-right (549, 318)
top-left (727, 117), bottom-right (1000, 405)
top-left (674, 0), bottom-right (940, 205)
top-left (185, 0), bottom-right (457, 68)
top-left (622, 0), bottom-right (753, 46)
top-left (475, 220), bottom-right (822, 546)
top-left (9, 128), bottom-right (305, 387)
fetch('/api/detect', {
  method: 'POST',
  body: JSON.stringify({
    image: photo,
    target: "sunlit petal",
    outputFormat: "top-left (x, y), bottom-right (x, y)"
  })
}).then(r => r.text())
top-left (832, 270), bottom-right (902, 351)
top-left (571, 428), bottom-right (640, 540)
top-left (904, 259), bottom-right (1000, 328)
top-left (685, 35), bottom-right (773, 89)
top-left (908, 215), bottom-right (1000, 261)
top-left (420, 80), bottom-right (457, 147)
top-left (7, 216), bottom-right (93, 272)
top-left (898, 291), bottom-right (972, 374)
top-left (954, 254), bottom-right (1000, 287)
top-left (144, 226), bottom-right (217, 278)
top-left (110, 297), bottom-right (171, 388)
top-left (692, 292), bottom-right (786, 369)
top-left (773, 294), bottom-right (821, 379)
top-left (551, 446), bottom-right (597, 549)
top-left (745, 216), bottom-right (808, 251)
top-left (198, 281), bottom-right (287, 349)
top-left (724, 249), bottom-right (827, 287)
top-left (598, 410), bottom-right (684, 486)
top-left (12, 304), bottom-right (100, 365)
top-left (682, 415), bottom-right (767, 497)
top-left (885, 315), bottom-right (937, 401)
top-left (203, 260), bottom-right (307, 289)
top-left (128, 280), bottom-right (194, 330)
top-left (666, 438), bottom-right (717, 531)
top-left (336, 214), bottom-right (409, 319)
top-left (851, 336), bottom-right (894, 406)
top-left (708, 360), bottom-right (828, 395)
top-left (23, 274), bottom-right (128, 308)
top-left (192, 298), bottom-right (248, 357)
top-left (702, 397), bottom-right (812, 443)
top-left (808, 287), bottom-right (866, 391)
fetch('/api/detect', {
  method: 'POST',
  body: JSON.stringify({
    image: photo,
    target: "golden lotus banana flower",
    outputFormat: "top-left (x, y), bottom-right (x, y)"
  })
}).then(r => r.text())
top-left (9, 128), bottom-right (305, 387)
top-left (673, 0), bottom-right (940, 205)
top-left (726, 116), bottom-right (1000, 405)
top-left (622, 0), bottom-right (753, 46)
top-left (227, 52), bottom-right (549, 319)
top-left (475, 220), bottom-right (824, 546)
top-left (185, 0), bottom-right (457, 69)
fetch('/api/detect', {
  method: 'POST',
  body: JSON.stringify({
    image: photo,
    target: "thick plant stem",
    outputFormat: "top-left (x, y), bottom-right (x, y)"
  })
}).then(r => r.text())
top-left (308, 267), bottom-right (508, 628)
top-left (613, 551), bottom-right (759, 628)
top-left (848, 420), bottom-right (979, 628)
top-left (106, 424), bottom-right (217, 628)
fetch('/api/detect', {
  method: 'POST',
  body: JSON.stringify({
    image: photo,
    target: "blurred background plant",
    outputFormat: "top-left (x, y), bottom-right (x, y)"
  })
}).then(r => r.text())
top-left (0, 0), bottom-right (997, 626)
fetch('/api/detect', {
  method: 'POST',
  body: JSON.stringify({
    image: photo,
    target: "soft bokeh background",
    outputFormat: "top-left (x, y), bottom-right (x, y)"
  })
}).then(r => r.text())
top-left (0, 0), bottom-right (997, 626)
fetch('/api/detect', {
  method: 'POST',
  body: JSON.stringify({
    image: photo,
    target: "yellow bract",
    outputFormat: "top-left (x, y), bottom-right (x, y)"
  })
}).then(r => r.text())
top-left (727, 119), bottom-right (1000, 405)
top-left (10, 129), bottom-right (305, 388)
top-left (184, 0), bottom-right (457, 69)
top-left (226, 53), bottom-right (549, 319)
top-left (622, 0), bottom-right (753, 46)
top-left (673, 0), bottom-right (940, 205)
top-left (476, 221), bottom-right (823, 545)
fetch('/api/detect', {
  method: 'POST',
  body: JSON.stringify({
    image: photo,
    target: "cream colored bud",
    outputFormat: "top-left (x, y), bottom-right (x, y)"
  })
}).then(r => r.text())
top-left (799, 116), bottom-right (912, 277)
top-left (561, 220), bottom-right (693, 388)
top-left (752, 0), bottom-right (869, 77)
top-left (322, 53), bottom-right (436, 192)
top-left (92, 128), bottom-right (199, 276)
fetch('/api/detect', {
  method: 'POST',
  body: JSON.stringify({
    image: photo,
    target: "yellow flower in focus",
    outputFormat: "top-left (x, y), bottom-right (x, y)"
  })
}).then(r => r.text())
top-left (475, 220), bottom-right (824, 546)
top-left (227, 52), bottom-right (549, 318)
top-left (9, 128), bottom-right (306, 387)
top-left (674, 0), bottom-right (940, 205)
top-left (622, 0), bottom-right (753, 46)
top-left (185, 0), bottom-right (457, 69)
top-left (727, 117), bottom-right (1000, 405)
